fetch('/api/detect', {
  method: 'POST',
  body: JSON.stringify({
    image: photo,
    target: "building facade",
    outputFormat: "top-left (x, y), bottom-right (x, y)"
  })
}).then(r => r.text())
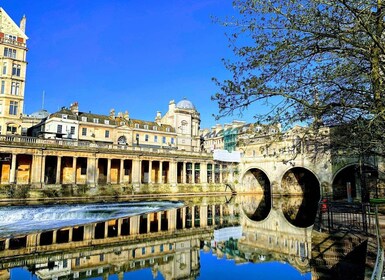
top-left (0, 8), bottom-right (28, 135)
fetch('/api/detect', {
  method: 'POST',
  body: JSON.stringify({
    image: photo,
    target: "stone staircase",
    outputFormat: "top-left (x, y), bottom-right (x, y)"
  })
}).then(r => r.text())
top-left (311, 231), bottom-right (368, 280)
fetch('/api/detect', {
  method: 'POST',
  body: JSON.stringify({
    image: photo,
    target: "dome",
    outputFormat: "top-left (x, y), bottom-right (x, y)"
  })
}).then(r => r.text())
top-left (176, 98), bottom-right (195, 110)
top-left (30, 109), bottom-right (49, 119)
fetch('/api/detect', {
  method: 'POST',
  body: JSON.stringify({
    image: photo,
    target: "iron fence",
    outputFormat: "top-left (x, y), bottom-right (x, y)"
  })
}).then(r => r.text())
top-left (314, 201), bottom-right (376, 236)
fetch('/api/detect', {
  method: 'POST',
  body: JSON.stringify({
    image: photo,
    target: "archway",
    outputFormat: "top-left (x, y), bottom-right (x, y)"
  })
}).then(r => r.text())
top-left (281, 167), bottom-right (320, 197)
top-left (332, 164), bottom-right (378, 201)
top-left (281, 167), bottom-right (320, 227)
top-left (242, 168), bottom-right (271, 194)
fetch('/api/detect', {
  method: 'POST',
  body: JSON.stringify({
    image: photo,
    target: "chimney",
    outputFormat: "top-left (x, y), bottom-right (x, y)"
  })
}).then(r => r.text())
top-left (70, 102), bottom-right (79, 115)
top-left (169, 100), bottom-right (175, 112)
top-left (20, 15), bottom-right (26, 33)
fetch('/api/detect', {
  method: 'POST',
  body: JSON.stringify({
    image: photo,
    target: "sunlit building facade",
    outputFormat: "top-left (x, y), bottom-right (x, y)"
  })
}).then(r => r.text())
top-left (0, 8), bottom-right (28, 135)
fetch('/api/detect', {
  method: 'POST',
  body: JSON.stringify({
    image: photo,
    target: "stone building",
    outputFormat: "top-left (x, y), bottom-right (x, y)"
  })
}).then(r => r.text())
top-left (0, 8), bottom-right (28, 135)
top-left (29, 98), bottom-right (201, 152)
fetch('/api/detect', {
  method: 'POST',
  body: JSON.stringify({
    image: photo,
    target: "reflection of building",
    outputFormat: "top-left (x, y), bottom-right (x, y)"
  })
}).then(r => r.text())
top-left (0, 195), bottom-right (318, 279)
top-left (0, 8), bottom-right (28, 135)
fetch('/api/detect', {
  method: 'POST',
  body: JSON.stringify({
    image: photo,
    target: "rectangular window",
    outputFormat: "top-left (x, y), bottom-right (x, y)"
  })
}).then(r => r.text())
top-left (104, 120), bottom-right (109, 125)
top-left (105, 130), bottom-right (110, 138)
top-left (81, 116), bottom-right (87, 122)
top-left (162, 136), bottom-right (166, 144)
top-left (57, 124), bottom-right (62, 134)
top-left (144, 125), bottom-right (148, 130)
top-left (9, 101), bottom-right (18, 115)
top-left (154, 135), bottom-right (158, 142)
top-left (82, 127), bottom-right (87, 136)
top-left (171, 138), bottom-right (174, 144)
top-left (166, 127), bottom-right (170, 132)
top-left (4, 48), bottom-right (16, 59)
top-left (12, 64), bottom-right (20, 76)
top-left (1, 81), bottom-right (4, 94)
top-left (93, 118), bottom-right (99, 123)
top-left (153, 126), bottom-right (157, 131)
top-left (0, 101), bottom-right (3, 114)
top-left (145, 134), bottom-right (149, 142)
top-left (135, 123), bottom-right (139, 128)
top-left (10, 82), bottom-right (19, 95)
top-left (62, 114), bottom-right (68, 119)
top-left (2, 62), bottom-right (6, 75)
top-left (70, 126), bottom-right (75, 134)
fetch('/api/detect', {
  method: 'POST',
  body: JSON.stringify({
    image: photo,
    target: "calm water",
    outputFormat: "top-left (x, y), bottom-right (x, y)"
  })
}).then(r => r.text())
top-left (0, 195), bottom-right (317, 279)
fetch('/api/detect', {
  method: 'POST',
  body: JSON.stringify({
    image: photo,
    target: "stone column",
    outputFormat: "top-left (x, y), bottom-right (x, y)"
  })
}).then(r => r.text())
top-left (169, 160), bottom-right (177, 186)
top-left (9, 153), bottom-right (17, 184)
top-left (182, 162), bottom-right (186, 184)
top-left (87, 156), bottom-right (97, 187)
top-left (68, 227), bottom-right (73, 242)
top-left (119, 159), bottom-right (124, 184)
top-left (55, 156), bottom-right (62, 184)
top-left (117, 219), bottom-right (122, 236)
top-left (107, 158), bottom-right (111, 184)
top-left (219, 164), bottom-right (223, 183)
top-left (200, 162), bottom-right (208, 184)
top-left (192, 162), bottom-right (195, 184)
top-left (159, 161), bottom-right (163, 184)
top-left (41, 155), bottom-right (46, 186)
top-left (72, 157), bottom-right (77, 184)
top-left (148, 160), bottom-right (152, 184)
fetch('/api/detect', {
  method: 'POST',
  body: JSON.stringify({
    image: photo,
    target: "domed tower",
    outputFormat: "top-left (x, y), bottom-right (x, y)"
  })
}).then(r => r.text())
top-left (161, 98), bottom-right (201, 152)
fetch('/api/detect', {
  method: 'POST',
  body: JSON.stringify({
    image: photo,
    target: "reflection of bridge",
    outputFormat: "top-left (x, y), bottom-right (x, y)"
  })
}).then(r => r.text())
top-left (0, 195), bottom-right (317, 279)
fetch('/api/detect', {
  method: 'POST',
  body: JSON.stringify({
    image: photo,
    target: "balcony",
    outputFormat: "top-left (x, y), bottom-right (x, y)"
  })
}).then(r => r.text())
top-left (0, 37), bottom-right (26, 48)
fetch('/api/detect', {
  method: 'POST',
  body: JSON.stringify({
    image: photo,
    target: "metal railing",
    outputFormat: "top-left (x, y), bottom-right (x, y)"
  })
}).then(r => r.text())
top-left (370, 206), bottom-right (384, 280)
top-left (314, 201), bottom-right (376, 236)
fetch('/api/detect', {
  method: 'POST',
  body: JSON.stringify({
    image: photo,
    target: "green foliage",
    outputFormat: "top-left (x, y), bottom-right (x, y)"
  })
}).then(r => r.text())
top-left (4, 184), bottom-right (30, 199)
top-left (213, 0), bottom-right (385, 147)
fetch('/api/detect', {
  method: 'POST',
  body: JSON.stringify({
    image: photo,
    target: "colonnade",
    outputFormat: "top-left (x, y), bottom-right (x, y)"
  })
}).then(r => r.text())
top-left (0, 151), bottom-right (235, 187)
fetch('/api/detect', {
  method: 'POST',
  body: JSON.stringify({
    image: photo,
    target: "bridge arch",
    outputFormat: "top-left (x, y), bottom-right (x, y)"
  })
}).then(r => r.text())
top-left (332, 163), bottom-right (378, 201)
top-left (240, 167), bottom-right (271, 194)
top-left (239, 194), bottom-right (271, 222)
top-left (280, 167), bottom-right (321, 198)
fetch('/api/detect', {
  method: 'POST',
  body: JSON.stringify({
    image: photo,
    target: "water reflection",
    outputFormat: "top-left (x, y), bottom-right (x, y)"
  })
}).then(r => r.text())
top-left (0, 195), bottom-right (317, 279)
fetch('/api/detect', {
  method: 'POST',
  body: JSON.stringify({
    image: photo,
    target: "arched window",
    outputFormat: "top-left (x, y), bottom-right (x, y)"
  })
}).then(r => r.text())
top-left (117, 135), bottom-right (127, 145)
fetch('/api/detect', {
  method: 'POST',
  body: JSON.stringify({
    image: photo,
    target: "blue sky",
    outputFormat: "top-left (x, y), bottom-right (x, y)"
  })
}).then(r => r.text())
top-left (2, 0), bottom-right (257, 129)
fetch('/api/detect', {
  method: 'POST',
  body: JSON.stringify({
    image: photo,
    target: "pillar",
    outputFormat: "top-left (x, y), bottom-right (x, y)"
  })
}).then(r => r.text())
top-left (55, 156), bottom-right (62, 184)
top-left (219, 164), bottom-right (223, 183)
top-left (87, 156), bottom-right (97, 186)
top-left (169, 160), bottom-right (177, 186)
top-left (9, 153), bottom-right (17, 184)
top-left (72, 157), bottom-right (77, 184)
top-left (132, 158), bottom-right (140, 186)
top-left (148, 160), bottom-right (152, 184)
top-left (107, 158), bottom-right (111, 184)
top-left (119, 159), bottom-right (124, 184)
top-left (192, 162), bottom-right (195, 184)
top-left (41, 155), bottom-right (46, 186)
top-left (200, 162), bottom-right (208, 184)
top-left (182, 162), bottom-right (186, 184)
top-left (159, 161), bottom-right (163, 184)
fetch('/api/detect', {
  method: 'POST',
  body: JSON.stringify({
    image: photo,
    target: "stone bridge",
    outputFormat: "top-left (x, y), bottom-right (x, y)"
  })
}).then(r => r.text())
top-left (235, 149), bottom-right (385, 200)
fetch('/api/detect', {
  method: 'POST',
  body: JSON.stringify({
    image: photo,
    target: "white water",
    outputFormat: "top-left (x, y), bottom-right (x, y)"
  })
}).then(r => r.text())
top-left (0, 201), bottom-right (183, 237)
